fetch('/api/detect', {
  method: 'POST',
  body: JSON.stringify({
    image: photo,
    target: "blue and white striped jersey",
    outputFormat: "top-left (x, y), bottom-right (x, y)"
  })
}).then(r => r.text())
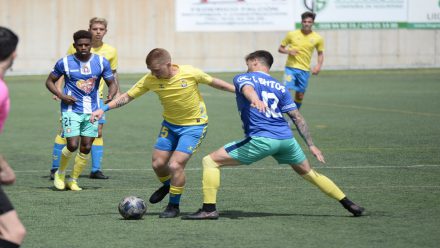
top-left (51, 54), bottom-right (114, 113)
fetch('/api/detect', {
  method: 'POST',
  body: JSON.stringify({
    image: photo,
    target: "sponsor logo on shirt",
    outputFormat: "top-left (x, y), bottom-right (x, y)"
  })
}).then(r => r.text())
top-left (76, 77), bottom-right (97, 94)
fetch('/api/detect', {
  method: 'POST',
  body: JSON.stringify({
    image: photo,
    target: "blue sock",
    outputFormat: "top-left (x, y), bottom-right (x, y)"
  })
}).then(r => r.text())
top-left (91, 138), bottom-right (104, 173)
top-left (169, 185), bottom-right (184, 205)
top-left (51, 136), bottom-right (66, 170)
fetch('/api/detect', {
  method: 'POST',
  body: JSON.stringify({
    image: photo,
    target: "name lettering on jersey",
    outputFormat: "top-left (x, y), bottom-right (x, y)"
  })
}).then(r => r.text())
top-left (76, 77), bottom-right (97, 94)
top-left (256, 77), bottom-right (286, 93)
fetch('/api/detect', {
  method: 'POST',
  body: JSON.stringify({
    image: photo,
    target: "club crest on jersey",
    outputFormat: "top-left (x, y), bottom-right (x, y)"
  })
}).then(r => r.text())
top-left (159, 84), bottom-right (165, 88)
top-left (81, 65), bottom-right (91, 74)
top-left (181, 80), bottom-right (188, 88)
top-left (76, 77), bottom-right (96, 94)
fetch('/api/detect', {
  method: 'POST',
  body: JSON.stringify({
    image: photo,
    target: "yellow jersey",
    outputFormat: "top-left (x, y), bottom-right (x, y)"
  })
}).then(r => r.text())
top-left (280, 30), bottom-right (324, 71)
top-left (67, 43), bottom-right (118, 98)
top-left (127, 65), bottom-right (213, 126)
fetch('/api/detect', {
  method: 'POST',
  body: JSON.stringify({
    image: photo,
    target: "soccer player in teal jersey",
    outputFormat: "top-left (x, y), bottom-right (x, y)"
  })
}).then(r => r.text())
top-left (183, 50), bottom-right (364, 220)
top-left (46, 30), bottom-right (118, 191)
top-left (90, 48), bottom-right (235, 218)
top-left (0, 26), bottom-right (27, 248)
top-left (279, 11), bottom-right (324, 110)
top-left (50, 17), bottom-right (118, 180)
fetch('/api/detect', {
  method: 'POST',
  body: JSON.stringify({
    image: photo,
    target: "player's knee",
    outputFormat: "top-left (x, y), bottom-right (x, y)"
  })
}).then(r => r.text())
top-left (152, 158), bottom-right (166, 170)
top-left (67, 143), bottom-right (79, 152)
top-left (168, 161), bottom-right (185, 172)
top-left (203, 155), bottom-right (219, 168)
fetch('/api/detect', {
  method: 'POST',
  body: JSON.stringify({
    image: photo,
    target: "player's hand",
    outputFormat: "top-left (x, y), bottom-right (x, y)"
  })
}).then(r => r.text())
top-left (60, 95), bottom-right (77, 105)
top-left (309, 145), bottom-right (325, 164)
top-left (0, 157), bottom-right (16, 185)
top-left (90, 109), bottom-right (104, 124)
top-left (312, 65), bottom-right (321, 75)
top-left (251, 99), bottom-right (268, 113)
top-left (52, 95), bottom-right (60, 101)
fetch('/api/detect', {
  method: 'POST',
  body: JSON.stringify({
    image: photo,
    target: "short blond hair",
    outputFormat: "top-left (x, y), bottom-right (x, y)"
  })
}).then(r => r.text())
top-left (145, 48), bottom-right (171, 66)
top-left (89, 17), bottom-right (108, 28)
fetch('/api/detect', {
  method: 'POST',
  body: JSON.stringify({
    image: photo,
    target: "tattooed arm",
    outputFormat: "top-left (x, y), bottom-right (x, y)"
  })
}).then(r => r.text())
top-left (90, 92), bottom-right (134, 123)
top-left (287, 109), bottom-right (326, 163)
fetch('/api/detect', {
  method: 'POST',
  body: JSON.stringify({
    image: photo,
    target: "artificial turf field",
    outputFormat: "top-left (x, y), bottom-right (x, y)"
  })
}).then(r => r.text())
top-left (1, 69), bottom-right (439, 248)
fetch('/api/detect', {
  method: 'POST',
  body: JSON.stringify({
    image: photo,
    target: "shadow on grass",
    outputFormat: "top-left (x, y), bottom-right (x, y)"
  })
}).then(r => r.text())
top-left (218, 210), bottom-right (362, 219)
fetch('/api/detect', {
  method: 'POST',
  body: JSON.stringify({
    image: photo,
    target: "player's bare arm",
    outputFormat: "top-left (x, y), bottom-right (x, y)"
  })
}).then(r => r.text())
top-left (112, 70), bottom-right (122, 96)
top-left (45, 73), bottom-right (76, 105)
top-left (52, 76), bottom-right (64, 101)
top-left (104, 77), bottom-right (119, 103)
top-left (278, 45), bottom-right (298, 56)
top-left (90, 92), bottom-right (134, 123)
top-left (287, 109), bottom-right (325, 163)
top-left (241, 85), bottom-right (267, 113)
top-left (209, 78), bottom-right (235, 92)
top-left (0, 155), bottom-right (16, 185)
top-left (312, 51), bottom-right (324, 75)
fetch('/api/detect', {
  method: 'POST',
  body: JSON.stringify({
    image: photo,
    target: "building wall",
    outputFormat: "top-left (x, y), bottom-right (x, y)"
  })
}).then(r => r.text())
top-left (1, 0), bottom-right (439, 75)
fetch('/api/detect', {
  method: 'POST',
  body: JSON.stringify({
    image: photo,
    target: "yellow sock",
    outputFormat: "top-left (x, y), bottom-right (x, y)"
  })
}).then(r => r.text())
top-left (170, 185), bottom-right (184, 195)
top-left (59, 147), bottom-right (73, 172)
top-left (70, 152), bottom-right (90, 180)
top-left (159, 175), bottom-right (171, 184)
top-left (92, 137), bottom-right (103, 146)
top-left (302, 170), bottom-right (346, 201)
top-left (54, 134), bottom-right (67, 145)
top-left (202, 155), bottom-right (220, 204)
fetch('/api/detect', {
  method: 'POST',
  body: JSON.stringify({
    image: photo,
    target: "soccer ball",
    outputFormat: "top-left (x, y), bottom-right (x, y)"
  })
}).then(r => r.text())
top-left (118, 196), bottom-right (147, 220)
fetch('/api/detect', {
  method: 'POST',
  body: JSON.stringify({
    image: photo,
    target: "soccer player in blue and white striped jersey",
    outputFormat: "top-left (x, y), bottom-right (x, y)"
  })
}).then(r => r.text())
top-left (45, 30), bottom-right (118, 191)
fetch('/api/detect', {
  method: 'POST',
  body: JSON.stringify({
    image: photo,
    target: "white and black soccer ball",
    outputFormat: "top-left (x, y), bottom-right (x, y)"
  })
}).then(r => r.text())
top-left (118, 196), bottom-right (147, 220)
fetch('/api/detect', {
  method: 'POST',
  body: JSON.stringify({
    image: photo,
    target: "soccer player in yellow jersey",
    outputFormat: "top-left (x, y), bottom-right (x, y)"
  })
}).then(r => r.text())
top-left (90, 48), bottom-right (235, 218)
top-left (50, 17), bottom-right (118, 180)
top-left (279, 11), bottom-right (324, 110)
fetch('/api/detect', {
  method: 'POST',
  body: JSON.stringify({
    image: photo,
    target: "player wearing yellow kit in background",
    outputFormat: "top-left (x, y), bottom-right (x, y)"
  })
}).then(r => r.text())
top-left (279, 11), bottom-right (324, 110)
top-left (50, 17), bottom-right (118, 180)
top-left (90, 48), bottom-right (235, 218)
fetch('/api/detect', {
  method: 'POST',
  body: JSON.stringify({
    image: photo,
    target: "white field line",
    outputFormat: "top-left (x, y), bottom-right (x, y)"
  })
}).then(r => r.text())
top-left (13, 164), bottom-right (440, 173)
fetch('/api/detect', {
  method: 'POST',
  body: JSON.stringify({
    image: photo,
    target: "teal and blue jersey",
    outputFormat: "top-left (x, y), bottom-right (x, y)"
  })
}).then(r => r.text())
top-left (233, 71), bottom-right (297, 139)
top-left (51, 54), bottom-right (114, 114)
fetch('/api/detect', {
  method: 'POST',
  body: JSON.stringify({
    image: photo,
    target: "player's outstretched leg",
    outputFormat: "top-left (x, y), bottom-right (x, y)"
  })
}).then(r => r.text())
top-left (149, 175), bottom-right (171, 204)
top-left (183, 155), bottom-right (220, 220)
top-left (301, 169), bottom-right (365, 217)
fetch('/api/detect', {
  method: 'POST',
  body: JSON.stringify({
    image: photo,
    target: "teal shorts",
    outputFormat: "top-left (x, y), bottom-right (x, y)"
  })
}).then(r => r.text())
top-left (224, 136), bottom-right (306, 165)
top-left (61, 112), bottom-right (98, 138)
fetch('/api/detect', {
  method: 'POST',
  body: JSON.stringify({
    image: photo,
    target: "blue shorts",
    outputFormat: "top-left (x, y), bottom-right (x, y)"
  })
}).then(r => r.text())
top-left (98, 98), bottom-right (106, 125)
top-left (283, 67), bottom-right (310, 93)
top-left (155, 120), bottom-right (208, 154)
top-left (224, 136), bottom-right (306, 165)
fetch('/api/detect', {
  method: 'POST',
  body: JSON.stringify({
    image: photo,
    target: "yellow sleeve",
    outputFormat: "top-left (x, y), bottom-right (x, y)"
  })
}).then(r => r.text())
top-left (193, 67), bottom-right (213, 85)
top-left (127, 75), bottom-right (150, 99)
top-left (66, 44), bottom-right (75, 55)
top-left (316, 36), bottom-right (325, 52)
top-left (280, 32), bottom-right (293, 47)
top-left (109, 47), bottom-right (118, 71)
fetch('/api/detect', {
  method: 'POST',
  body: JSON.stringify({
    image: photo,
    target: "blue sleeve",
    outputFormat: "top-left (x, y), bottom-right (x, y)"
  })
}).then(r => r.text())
top-left (279, 90), bottom-right (297, 113)
top-left (102, 58), bottom-right (114, 80)
top-left (51, 59), bottom-right (65, 78)
top-left (233, 74), bottom-right (254, 93)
